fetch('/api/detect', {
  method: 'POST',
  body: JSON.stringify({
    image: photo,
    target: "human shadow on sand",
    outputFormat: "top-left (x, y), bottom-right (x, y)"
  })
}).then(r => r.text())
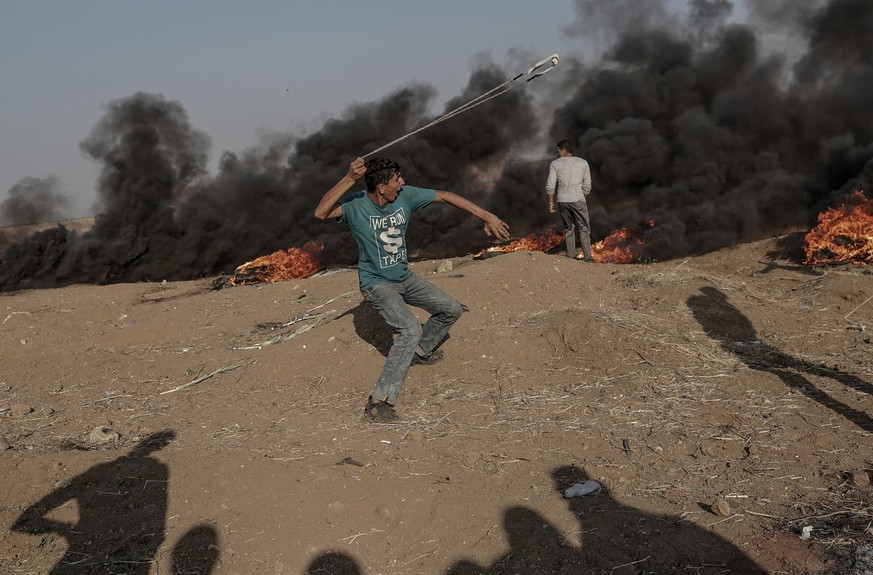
top-left (304, 550), bottom-right (362, 574)
top-left (340, 299), bottom-right (460, 359)
top-left (448, 465), bottom-right (765, 574)
top-left (302, 467), bottom-right (764, 574)
top-left (688, 286), bottom-right (873, 432)
top-left (339, 300), bottom-right (395, 357)
top-left (171, 524), bottom-right (220, 574)
top-left (11, 430), bottom-right (219, 574)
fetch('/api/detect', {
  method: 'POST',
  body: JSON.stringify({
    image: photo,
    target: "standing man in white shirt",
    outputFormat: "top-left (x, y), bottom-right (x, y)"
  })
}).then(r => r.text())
top-left (546, 139), bottom-right (593, 262)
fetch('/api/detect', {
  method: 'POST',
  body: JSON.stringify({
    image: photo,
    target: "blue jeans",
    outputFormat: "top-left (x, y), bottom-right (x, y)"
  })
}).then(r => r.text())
top-left (362, 273), bottom-right (463, 404)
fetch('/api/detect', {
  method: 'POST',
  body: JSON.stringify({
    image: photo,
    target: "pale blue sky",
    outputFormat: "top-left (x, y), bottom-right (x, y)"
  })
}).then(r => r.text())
top-left (2, 1), bottom-right (592, 216)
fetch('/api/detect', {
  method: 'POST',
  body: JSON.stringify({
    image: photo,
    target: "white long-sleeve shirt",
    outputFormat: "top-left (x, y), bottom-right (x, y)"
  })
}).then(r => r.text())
top-left (546, 156), bottom-right (592, 203)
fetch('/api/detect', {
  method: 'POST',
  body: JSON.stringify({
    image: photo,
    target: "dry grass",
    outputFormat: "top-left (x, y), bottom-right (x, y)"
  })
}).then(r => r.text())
top-left (3, 244), bottom-right (869, 574)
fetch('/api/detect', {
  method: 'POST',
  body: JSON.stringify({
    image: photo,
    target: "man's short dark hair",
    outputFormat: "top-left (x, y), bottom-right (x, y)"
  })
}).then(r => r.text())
top-left (557, 140), bottom-right (573, 154)
top-left (365, 158), bottom-right (401, 192)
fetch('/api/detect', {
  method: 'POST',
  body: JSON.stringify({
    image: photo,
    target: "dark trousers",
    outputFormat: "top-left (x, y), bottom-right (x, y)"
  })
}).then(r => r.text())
top-left (558, 200), bottom-right (591, 259)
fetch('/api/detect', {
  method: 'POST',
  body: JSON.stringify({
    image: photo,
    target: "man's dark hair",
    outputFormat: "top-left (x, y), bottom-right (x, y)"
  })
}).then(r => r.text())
top-left (557, 139), bottom-right (574, 154)
top-left (364, 158), bottom-right (401, 192)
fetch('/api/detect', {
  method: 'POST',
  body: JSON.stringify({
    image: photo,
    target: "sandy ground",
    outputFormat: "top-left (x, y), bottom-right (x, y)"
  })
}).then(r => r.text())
top-left (2, 234), bottom-right (872, 575)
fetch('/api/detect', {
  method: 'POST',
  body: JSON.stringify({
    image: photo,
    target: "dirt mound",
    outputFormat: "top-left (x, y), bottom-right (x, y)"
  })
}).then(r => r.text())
top-left (2, 236), bottom-right (871, 574)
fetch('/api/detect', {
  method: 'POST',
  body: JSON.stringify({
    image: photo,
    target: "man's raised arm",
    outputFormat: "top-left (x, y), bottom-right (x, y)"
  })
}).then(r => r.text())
top-left (314, 157), bottom-right (367, 220)
top-left (435, 190), bottom-right (510, 241)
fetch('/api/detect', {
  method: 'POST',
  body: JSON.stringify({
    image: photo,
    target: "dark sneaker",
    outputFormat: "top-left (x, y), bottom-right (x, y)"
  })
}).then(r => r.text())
top-left (575, 254), bottom-right (594, 262)
top-left (365, 396), bottom-right (399, 423)
top-left (411, 349), bottom-right (444, 366)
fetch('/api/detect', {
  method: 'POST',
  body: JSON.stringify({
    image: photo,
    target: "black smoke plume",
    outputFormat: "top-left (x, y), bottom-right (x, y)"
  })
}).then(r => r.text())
top-left (2, 0), bottom-right (872, 290)
top-left (0, 59), bottom-right (537, 289)
top-left (0, 176), bottom-right (70, 227)
top-left (0, 177), bottom-right (72, 253)
top-left (537, 0), bottom-right (873, 261)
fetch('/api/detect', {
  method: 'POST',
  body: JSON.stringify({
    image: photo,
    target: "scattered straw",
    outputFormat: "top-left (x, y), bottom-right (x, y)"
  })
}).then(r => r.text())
top-left (160, 359), bottom-right (249, 395)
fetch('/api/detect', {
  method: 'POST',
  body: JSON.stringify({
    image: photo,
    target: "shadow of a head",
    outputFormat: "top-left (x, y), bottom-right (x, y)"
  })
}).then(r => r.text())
top-left (304, 551), bottom-right (362, 575)
top-left (688, 286), bottom-right (757, 343)
top-left (698, 285), bottom-right (728, 301)
top-left (129, 430), bottom-right (176, 458)
top-left (551, 464), bottom-right (594, 493)
top-left (172, 524), bottom-right (219, 575)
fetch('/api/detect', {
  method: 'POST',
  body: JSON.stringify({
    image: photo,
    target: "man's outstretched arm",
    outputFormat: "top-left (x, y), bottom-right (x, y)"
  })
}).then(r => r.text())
top-left (314, 157), bottom-right (367, 220)
top-left (435, 190), bottom-right (510, 241)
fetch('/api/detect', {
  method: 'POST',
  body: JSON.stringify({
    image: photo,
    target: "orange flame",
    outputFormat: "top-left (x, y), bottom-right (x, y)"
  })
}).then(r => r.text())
top-left (474, 227), bottom-right (564, 257)
top-left (221, 217), bottom-right (660, 289)
top-left (592, 218), bottom-right (655, 263)
top-left (228, 241), bottom-right (325, 285)
top-left (803, 190), bottom-right (872, 266)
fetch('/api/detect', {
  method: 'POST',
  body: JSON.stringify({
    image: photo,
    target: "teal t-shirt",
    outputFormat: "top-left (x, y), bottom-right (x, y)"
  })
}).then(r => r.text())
top-left (338, 185), bottom-right (436, 291)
